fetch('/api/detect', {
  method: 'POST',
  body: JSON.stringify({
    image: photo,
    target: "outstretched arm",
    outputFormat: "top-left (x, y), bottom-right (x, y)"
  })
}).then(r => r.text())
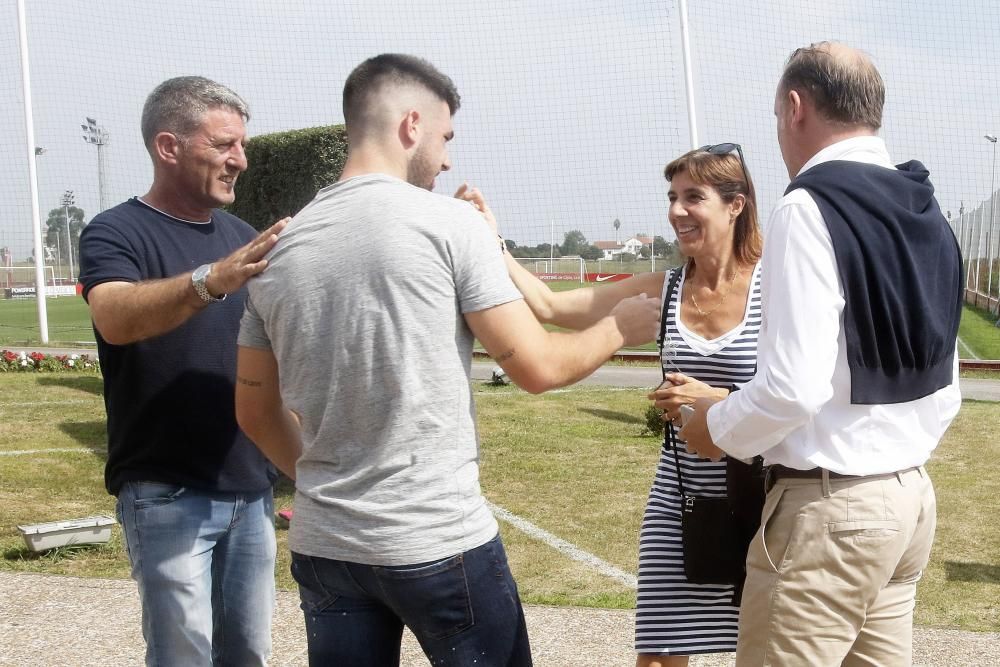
top-left (465, 290), bottom-right (660, 393)
top-left (86, 218), bottom-right (289, 345)
top-left (456, 184), bottom-right (665, 329)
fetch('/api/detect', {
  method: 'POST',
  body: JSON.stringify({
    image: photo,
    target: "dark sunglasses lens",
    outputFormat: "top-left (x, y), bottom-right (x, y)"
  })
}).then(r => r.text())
top-left (710, 143), bottom-right (738, 154)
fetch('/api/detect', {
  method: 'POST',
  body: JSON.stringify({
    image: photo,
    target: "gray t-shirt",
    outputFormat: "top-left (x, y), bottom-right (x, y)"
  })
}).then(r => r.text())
top-left (239, 173), bottom-right (522, 565)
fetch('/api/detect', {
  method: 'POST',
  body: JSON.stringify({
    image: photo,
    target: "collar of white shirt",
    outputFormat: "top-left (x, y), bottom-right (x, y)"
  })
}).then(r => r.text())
top-left (797, 135), bottom-right (894, 177)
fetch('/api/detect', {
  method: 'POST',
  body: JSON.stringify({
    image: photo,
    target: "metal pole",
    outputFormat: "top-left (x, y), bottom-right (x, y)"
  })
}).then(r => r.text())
top-left (63, 193), bottom-right (75, 283)
top-left (16, 0), bottom-right (48, 343)
top-left (97, 142), bottom-right (108, 212)
top-left (988, 139), bottom-right (998, 312)
top-left (678, 0), bottom-right (699, 149)
top-left (974, 207), bottom-right (983, 296)
top-left (549, 218), bottom-right (554, 274)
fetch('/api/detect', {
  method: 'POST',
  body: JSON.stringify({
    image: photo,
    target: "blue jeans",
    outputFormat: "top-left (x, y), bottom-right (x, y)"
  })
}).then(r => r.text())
top-left (116, 481), bottom-right (276, 667)
top-left (290, 533), bottom-right (532, 666)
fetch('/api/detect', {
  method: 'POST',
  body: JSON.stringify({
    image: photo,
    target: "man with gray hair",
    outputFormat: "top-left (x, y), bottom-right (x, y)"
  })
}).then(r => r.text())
top-left (234, 53), bottom-right (658, 666)
top-left (681, 42), bottom-right (962, 665)
top-left (78, 76), bottom-right (287, 666)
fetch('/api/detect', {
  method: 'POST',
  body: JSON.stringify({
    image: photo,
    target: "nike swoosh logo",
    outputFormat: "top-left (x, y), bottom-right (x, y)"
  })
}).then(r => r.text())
top-left (595, 275), bottom-right (615, 282)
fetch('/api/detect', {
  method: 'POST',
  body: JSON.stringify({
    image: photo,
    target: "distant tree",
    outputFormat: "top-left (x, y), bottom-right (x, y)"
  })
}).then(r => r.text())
top-left (560, 230), bottom-right (589, 256)
top-left (613, 218), bottom-right (621, 242)
top-left (619, 252), bottom-right (636, 263)
top-left (44, 206), bottom-right (87, 268)
top-left (580, 244), bottom-right (603, 261)
top-left (504, 239), bottom-right (517, 252)
top-left (653, 235), bottom-right (670, 256)
top-left (638, 245), bottom-right (651, 259)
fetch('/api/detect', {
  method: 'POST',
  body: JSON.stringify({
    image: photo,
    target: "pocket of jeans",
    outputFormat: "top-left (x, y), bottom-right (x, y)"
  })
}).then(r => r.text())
top-left (376, 554), bottom-right (473, 640)
top-left (290, 554), bottom-right (340, 613)
top-left (131, 482), bottom-right (187, 510)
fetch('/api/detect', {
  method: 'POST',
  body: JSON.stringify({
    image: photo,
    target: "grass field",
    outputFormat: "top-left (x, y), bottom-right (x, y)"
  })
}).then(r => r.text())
top-left (1, 374), bottom-right (998, 631)
top-left (960, 303), bottom-right (1000, 359)
top-left (0, 296), bottom-right (95, 346)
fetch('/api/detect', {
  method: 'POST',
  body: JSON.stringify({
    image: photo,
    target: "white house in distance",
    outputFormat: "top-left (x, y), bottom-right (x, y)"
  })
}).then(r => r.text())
top-left (593, 235), bottom-right (653, 260)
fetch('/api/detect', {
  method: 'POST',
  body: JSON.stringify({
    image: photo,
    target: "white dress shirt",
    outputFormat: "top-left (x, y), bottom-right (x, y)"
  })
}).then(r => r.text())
top-left (707, 136), bottom-right (962, 475)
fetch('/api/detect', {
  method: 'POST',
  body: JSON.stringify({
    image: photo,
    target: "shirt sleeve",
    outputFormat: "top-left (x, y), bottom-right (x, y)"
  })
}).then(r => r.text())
top-left (449, 204), bottom-right (523, 314)
top-left (77, 220), bottom-right (142, 302)
top-left (237, 296), bottom-right (272, 350)
top-left (707, 192), bottom-right (844, 459)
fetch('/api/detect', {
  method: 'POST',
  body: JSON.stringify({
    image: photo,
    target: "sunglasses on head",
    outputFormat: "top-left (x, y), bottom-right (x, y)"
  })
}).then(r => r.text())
top-left (699, 142), bottom-right (749, 187)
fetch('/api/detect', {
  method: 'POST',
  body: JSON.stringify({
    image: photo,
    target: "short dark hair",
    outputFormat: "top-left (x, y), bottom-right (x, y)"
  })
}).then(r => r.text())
top-left (141, 76), bottom-right (248, 149)
top-left (342, 54), bottom-right (460, 129)
top-left (779, 42), bottom-right (884, 130)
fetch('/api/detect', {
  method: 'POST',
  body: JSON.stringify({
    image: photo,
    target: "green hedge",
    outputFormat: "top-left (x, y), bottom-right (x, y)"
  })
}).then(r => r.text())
top-left (229, 124), bottom-right (348, 231)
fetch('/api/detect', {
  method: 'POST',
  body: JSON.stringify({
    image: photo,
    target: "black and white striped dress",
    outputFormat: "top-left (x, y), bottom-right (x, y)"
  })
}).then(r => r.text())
top-left (635, 262), bottom-right (762, 656)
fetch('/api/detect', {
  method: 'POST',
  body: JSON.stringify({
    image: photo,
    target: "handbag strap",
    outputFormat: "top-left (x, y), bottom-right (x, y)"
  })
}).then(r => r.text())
top-left (658, 267), bottom-right (687, 500)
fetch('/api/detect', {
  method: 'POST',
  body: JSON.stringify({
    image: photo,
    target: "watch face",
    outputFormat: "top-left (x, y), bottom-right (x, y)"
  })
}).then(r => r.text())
top-left (193, 264), bottom-right (211, 281)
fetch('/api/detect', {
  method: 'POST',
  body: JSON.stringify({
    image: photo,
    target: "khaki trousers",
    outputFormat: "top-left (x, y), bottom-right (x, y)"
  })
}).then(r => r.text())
top-left (736, 467), bottom-right (936, 666)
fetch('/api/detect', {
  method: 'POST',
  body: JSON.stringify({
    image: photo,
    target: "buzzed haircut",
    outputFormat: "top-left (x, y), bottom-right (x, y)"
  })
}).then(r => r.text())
top-left (141, 76), bottom-right (249, 149)
top-left (342, 54), bottom-right (461, 131)
top-left (779, 42), bottom-right (884, 130)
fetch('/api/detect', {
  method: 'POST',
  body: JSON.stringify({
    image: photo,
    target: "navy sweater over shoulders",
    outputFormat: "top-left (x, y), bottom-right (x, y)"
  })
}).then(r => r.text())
top-left (786, 160), bottom-right (962, 404)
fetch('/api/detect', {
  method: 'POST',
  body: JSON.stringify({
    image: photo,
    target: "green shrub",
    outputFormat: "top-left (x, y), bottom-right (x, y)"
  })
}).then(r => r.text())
top-left (229, 124), bottom-right (349, 231)
top-left (644, 403), bottom-right (665, 436)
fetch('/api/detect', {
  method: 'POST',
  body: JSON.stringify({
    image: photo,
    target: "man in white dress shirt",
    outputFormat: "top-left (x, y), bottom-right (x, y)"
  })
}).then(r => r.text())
top-left (681, 42), bottom-right (963, 666)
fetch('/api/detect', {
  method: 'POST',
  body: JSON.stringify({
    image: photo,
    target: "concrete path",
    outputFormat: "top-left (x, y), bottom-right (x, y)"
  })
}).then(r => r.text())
top-left (472, 362), bottom-right (1000, 401)
top-left (2, 571), bottom-right (998, 666)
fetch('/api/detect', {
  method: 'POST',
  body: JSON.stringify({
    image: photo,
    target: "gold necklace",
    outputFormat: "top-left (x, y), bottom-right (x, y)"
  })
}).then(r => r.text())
top-left (688, 269), bottom-right (739, 317)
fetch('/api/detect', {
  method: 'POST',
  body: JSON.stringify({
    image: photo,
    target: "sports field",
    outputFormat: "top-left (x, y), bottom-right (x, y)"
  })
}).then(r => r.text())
top-left (0, 374), bottom-right (997, 631)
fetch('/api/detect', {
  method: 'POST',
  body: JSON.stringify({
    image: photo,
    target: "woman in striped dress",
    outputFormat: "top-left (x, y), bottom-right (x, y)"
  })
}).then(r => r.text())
top-left (638, 147), bottom-right (761, 664)
top-left (468, 144), bottom-right (761, 665)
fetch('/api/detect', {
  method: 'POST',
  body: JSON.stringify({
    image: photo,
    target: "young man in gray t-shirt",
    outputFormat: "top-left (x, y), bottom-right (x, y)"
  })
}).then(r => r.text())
top-left (235, 54), bottom-right (658, 667)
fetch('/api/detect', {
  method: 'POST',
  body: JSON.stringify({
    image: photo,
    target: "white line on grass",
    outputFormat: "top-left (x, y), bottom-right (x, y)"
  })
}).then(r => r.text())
top-left (487, 500), bottom-right (638, 589)
top-left (958, 336), bottom-right (979, 360)
top-left (0, 448), bottom-right (93, 456)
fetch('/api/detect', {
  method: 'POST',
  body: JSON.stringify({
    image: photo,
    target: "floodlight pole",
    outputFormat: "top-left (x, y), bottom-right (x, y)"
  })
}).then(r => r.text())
top-left (62, 190), bottom-right (75, 283)
top-left (16, 0), bottom-right (48, 343)
top-left (82, 117), bottom-right (110, 212)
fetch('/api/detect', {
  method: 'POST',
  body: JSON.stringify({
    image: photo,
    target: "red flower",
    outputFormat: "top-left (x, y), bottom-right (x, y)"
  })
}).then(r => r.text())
top-left (29, 352), bottom-right (45, 362)
top-left (2, 350), bottom-right (16, 362)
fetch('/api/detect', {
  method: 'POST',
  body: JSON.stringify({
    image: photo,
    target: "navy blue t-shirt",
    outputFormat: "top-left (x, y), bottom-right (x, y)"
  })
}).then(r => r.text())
top-left (78, 198), bottom-right (277, 495)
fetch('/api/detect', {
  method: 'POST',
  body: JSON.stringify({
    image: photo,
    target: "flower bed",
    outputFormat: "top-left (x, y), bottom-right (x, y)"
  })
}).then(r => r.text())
top-left (1, 350), bottom-right (100, 373)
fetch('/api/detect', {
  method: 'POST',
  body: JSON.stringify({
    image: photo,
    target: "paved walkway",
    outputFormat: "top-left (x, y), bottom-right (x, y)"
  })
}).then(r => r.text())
top-left (2, 570), bottom-right (998, 666)
top-left (472, 362), bottom-right (1000, 401)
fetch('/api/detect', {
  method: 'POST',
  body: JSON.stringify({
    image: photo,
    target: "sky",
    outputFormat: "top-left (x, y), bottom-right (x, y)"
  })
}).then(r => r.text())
top-left (1, 0), bottom-right (998, 261)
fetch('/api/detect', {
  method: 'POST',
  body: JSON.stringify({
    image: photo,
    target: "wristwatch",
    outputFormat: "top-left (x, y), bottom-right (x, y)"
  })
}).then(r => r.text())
top-left (191, 263), bottom-right (226, 304)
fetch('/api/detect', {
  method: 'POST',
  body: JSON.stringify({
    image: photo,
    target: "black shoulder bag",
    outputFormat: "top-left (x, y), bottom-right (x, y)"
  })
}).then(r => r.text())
top-left (657, 268), bottom-right (766, 606)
